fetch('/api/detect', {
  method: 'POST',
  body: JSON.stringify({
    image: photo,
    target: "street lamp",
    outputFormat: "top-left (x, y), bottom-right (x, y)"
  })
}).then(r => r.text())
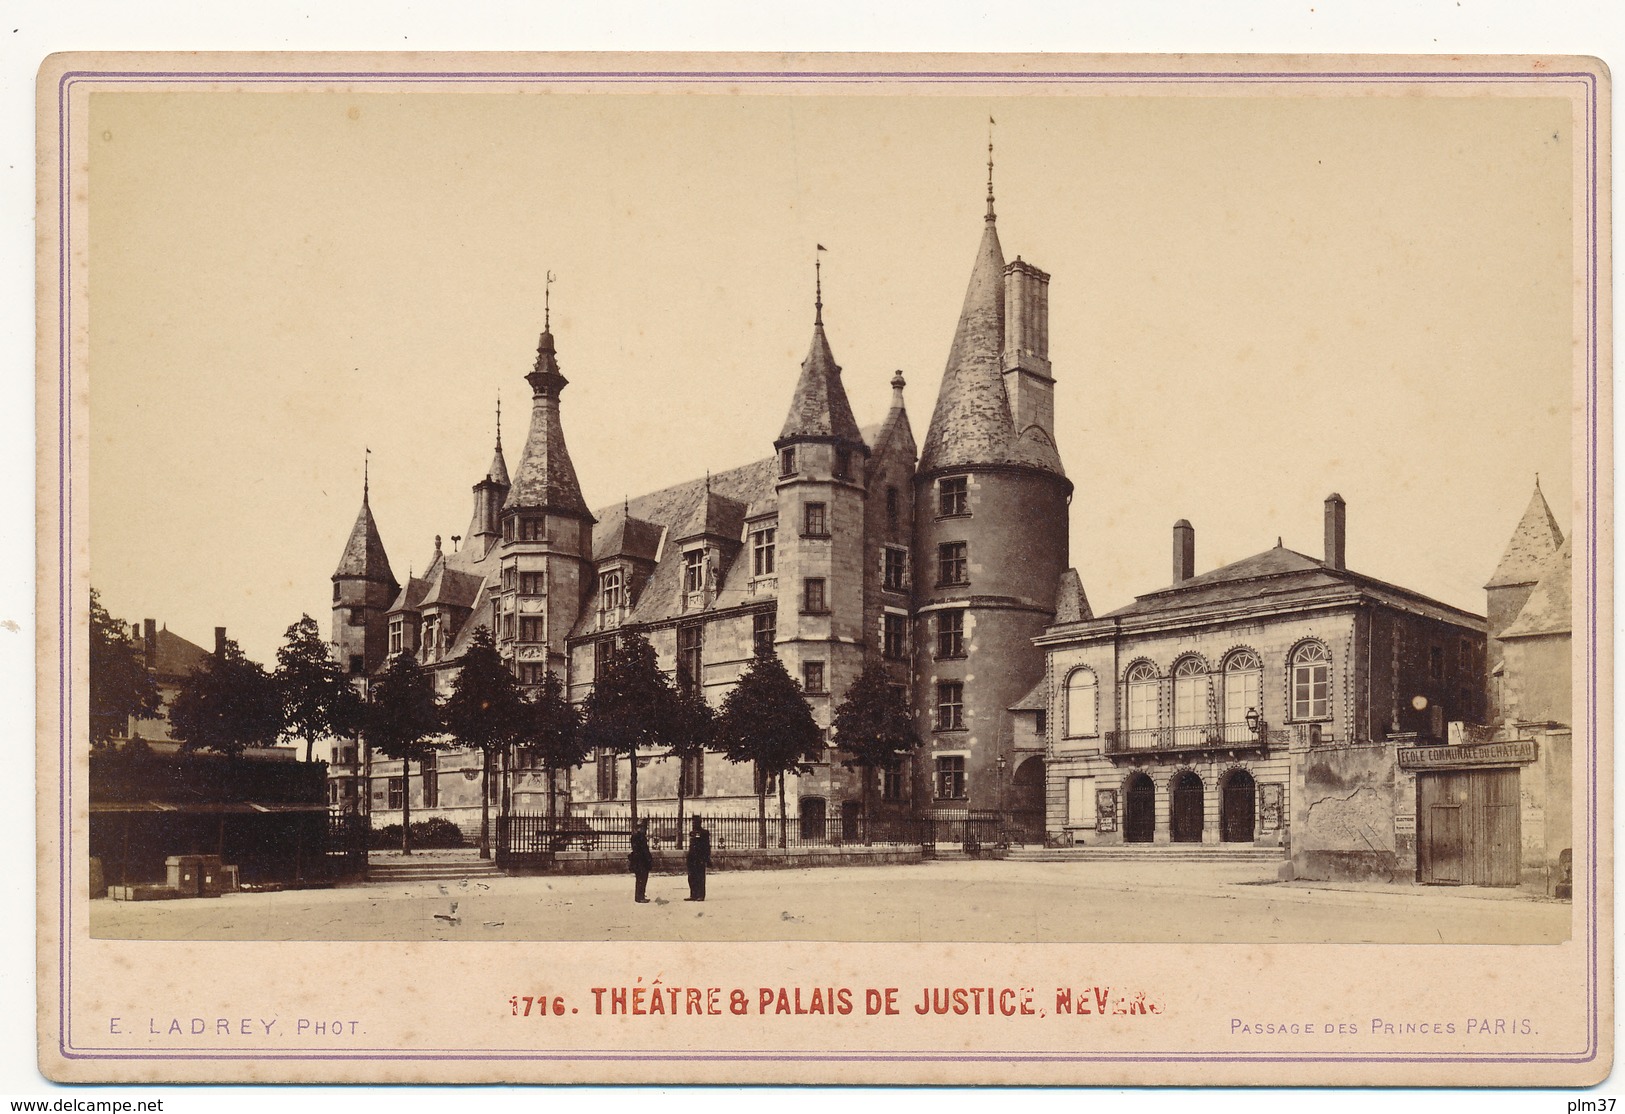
top-left (1245, 707), bottom-right (1267, 744)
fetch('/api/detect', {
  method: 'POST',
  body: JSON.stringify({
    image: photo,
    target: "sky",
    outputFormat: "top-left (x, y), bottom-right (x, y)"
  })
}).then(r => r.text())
top-left (84, 81), bottom-right (1579, 667)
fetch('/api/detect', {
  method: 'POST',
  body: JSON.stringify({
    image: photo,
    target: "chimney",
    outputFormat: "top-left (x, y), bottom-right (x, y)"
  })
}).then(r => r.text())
top-left (1173, 520), bottom-right (1195, 584)
top-left (143, 619), bottom-right (157, 663)
top-left (214, 627), bottom-right (228, 656)
top-left (1324, 493), bottom-right (1347, 570)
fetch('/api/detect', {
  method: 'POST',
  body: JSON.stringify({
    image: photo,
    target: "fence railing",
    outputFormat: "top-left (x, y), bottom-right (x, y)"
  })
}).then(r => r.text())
top-left (1104, 722), bottom-right (1269, 753)
top-left (321, 812), bottom-right (370, 881)
top-left (495, 810), bottom-right (1007, 869)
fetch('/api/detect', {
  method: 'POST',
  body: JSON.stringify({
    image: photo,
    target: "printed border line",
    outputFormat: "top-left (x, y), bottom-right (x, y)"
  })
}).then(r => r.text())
top-left (52, 64), bottom-right (1604, 1069)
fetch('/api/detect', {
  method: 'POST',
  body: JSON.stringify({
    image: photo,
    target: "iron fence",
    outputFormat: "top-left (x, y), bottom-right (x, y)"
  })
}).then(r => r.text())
top-left (1105, 722), bottom-right (1268, 753)
top-left (321, 812), bottom-right (370, 881)
top-left (495, 809), bottom-right (1007, 868)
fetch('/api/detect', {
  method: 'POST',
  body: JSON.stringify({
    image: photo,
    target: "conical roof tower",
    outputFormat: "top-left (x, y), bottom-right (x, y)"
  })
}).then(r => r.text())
top-left (503, 319), bottom-right (592, 521)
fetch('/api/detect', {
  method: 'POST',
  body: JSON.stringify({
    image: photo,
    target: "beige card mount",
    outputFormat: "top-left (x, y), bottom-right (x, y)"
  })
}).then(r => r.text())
top-left (37, 52), bottom-right (1612, 1085)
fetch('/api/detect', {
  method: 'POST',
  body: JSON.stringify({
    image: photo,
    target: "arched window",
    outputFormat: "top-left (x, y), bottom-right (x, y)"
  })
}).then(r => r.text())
top-left (1223, 649), bottom-right (1262, 742)
top-left (1290, 641), bottom-right (1331, 721)
top-left (1065, 668), bottom-right (1098, 737)
top-left (1125, 661), bottom-right (1159, 734)
top-left (1172, 656), bottom-right (1208, 742)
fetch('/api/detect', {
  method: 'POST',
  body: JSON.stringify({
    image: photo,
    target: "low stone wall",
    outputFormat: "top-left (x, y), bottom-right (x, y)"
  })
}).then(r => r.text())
top-left (511, 844), bottom-right (926, 877)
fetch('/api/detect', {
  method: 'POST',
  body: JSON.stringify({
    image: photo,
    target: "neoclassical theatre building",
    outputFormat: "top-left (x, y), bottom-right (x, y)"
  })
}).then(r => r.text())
top-left (329, 168), bottom-right (1069, 838)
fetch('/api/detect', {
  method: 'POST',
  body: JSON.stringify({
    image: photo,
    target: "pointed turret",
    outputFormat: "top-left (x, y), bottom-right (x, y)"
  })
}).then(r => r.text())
top-left (331, 468), bottom-right (399, 676)
top-left (870, 370), bottom-right (917, 462)
top-left (333, 476), bottom-right (395, 585)
top-left (777, 259), bottom-right (864, 447)
top-left (502, 324), bottom-right (592, 521)
top-left (1487, 479), bottom-right (1564, 591)
top-left (487, 397), bottom-right (511, 486)
top-left (469, 400), bottom-right (511, 556)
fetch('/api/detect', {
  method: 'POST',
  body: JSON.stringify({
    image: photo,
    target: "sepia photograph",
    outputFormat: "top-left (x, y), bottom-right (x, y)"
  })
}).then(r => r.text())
top-left (38, 52), bottom-right (1610, 1085)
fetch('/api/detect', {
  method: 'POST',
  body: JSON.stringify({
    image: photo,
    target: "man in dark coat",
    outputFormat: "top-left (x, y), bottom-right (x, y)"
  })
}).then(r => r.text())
top-left (629, 819), bottom-right (653, 903)
top-left (684, 815), bottom-right (711, 901)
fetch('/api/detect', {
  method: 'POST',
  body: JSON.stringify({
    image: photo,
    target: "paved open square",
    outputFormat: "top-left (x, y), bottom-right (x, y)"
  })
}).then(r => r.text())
top-left (89, 857), bottom-right (1570, 944)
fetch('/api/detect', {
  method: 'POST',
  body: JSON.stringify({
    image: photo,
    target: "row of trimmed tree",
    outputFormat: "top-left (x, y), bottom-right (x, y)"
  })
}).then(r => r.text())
top-left (89, 588), bottom-right (922, 857)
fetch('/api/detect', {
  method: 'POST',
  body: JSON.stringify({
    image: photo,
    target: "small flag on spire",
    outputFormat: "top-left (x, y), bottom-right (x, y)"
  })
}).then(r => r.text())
top-left (816, 244), bottom-right (827, 251)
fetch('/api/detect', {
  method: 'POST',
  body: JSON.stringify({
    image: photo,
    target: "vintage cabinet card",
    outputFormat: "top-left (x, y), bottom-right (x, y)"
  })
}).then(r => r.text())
top-left (36, 51), bottom-right (1611, 1085)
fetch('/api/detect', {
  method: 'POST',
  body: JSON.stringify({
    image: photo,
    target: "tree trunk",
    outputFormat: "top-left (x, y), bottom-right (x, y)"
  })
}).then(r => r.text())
top-left (305, 737), bottom-right (315, 764)
top-left (756, 765), bottom-right (767, 850)
top-left (777, 772), bottom-right (788, 850)
top-left (547, 766), bottom-right (558, 832)
top-left (676, 752), bottom-right (687, 851)
top-left (629, 742), bottom-right (639, 827)
top-left (863, 764), bottom-right (873, 846)
top-left (401, 757), bottom-right (413, 855)
top-left (479, 746), bottom-right (492, 859)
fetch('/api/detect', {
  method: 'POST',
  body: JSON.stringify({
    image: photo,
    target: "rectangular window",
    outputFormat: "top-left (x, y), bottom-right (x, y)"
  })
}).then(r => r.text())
top-left (597, 752), bottom-right (618, 800)
top-left (684, 550), bottom-right (706, 593)
top-left (936, 682), bottom-right (964, 731)
top-left (680, 753), bottom-right (704, 798)
top-left (1459, 638), bottom-right (1472, 668)
top-left (938, 476), bottom-right (968, 517)
top-left (883, 613), bottom-right (908, 660)
top-left (938, 542), bottom-right (968, 586)
top-left (502, 566), bottom-right (518, 591)
top-left (350, 654), bottom-right (365, 675)
top-left (502, 518), bottom-right (514, 542)
top-left (881, 763), bottom-right (904, 802)
top-left (1429, 645), bottom-right (1444, 680)
top-left (803, 578), bottom-right (827, 613)
top-left (594, 637), bottom-right (616, 678)
top-left (803, 661), bottom-right (826, 694)
top-left (753, 611), bottom-right (776, 655)
top-left (780, 448), bottom-right (796, 477)
top-left (519, 662), bottom-right (548, 685)
top-left (518, 516), bottom-right (547, 542)
top-left (803, 502), bottom-right (828, 537)
top-left (388, 777), bottom-right (404, 811)
top-left (1036, 710), bottom-right (1047, 735)
top-left (936, 610), bottom-right (965, 658)
top-left (502, 612), bottom-right (515, 640)
top-left (388, 621), bottom-right (403, 655)
top-left (423, 765), bottom-right (439, 809)
top-left (751, 527), bottom-right (776, 576)
top-left (678, 623), bottom-right (703, 692)
top-left (935, 755), bottom-right (966, 800)
top-left (599, 568), bottom-right (623, 609)
top-left (520, 571), bottom-right (546, 596)
top-left (1128, 680), bottom-right (1158, 732)
top-left (1292, 664), bottom-right (1330, 721)
top-left (519, 615), bottom-right (546, 643)
top-left (883, 546), bottom-right (908, 591)
top-left (835, 448), bottom-right (852, 480)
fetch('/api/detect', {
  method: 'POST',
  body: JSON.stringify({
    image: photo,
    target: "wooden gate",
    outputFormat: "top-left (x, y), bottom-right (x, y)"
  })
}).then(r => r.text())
top-left (1417, 768), bottom-right (1521, 886)
top-left (1220, 769), bottom-right (1257, 843)
top-left (1170, 771), bottom-right (1204, 843)
top-left (1125, 773), bottom-right (1156, 843)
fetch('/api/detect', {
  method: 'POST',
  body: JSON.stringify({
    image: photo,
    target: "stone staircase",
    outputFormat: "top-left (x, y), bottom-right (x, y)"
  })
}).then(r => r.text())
top-left (365, 850), bottom-right (505, 884)
top-left (1002, 844), bottom-right (1285, 864)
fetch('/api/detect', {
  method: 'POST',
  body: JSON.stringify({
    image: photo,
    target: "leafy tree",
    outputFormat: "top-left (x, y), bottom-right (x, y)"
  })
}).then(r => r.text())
top-left (88, 588), bottom-right (161, 748)
top-left (168, 637), bottom-right (283, 761)
top-left (525, 669), bottom-right (588, 833)
top-left (580, 627), bottom-right (677, 826)
top-left (273, 614), bottom-right (364, 764)
top-left (713, 644), bottom-right (821, 849)
top-left (443, 626), bottom-right (526, 858)
top-left (668, 683), bottom-right (714, 849)
top-left (364, 651), bottom-right (442, 854)
top-left (832, 657), bottom-right (921, 843)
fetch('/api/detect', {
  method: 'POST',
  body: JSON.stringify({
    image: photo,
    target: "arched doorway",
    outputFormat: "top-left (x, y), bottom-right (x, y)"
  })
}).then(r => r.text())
top-left (1170, 770), bottom-right (1205, 843)
top-left (1221, 768), bottom-right (1257, 843)
top-left (799, 796), bottom-right (826, 841)
top-left (1124, 772), bottom-right (1156, 843)
top-left (1009, 756), bottom-right (1046, 843)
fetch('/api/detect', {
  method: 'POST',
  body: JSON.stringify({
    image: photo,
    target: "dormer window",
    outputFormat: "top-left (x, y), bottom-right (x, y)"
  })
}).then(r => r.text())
top-left (684, 550), bottom-right (706, 593)
top-left (600, 568), bottom-right (625, 610)
top-left (780, 448), bottom-right (797, 477)
top-left (751, 527), bottom-right (776, 576)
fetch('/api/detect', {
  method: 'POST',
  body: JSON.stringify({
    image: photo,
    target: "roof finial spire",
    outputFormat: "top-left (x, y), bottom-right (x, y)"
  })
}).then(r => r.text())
top-left (363, 446), bottom-right (371, 503)
top-left (495, 393), bottom-right (502, 450)
top-left (544, 270), bottom-right (555, 331)
top-left (986, 115), bottom-right (996, 222)
top-left (814, 244), bottom-right (827, 327)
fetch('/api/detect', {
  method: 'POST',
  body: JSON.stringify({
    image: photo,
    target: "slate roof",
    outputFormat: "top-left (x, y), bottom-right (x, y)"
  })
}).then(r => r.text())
top-left (594, 513), bottom-right (665, 564)
top-left (149, 627), bottom-right (210, 680)
top-left (1078, 544), bottom-right (1483, 630)
top-left (1053, 568), bottom-right (1092, 623)
top-left (677, 489), bottom-right (748, 543)
top-left (1499, 537), bottom-right (1571, 639)
top-left (778, 318), bottom-right (864, 445)
top-left (1487, 481), bottom-right (1564, 588)
top-left (387, 574), bottom-right (432, 615)
top-left (503, 328), bottom-right (592, 519)
top-left (1009, 678), bottom-right (1047, 712)
top-left (485, 440), bottom-right (510, 487)
top-left (917, 215), bottom-right (1066, 479)
top-left (332, 491), bottom-right (396, 585)
top-left (868, 374), bottom-right (918, 464)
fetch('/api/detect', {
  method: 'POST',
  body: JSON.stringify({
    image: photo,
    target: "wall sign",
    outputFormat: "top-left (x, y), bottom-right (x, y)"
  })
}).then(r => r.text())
top-left (1397, 739), bottom-right (1537, 769)
top-left (1259, 782), bottom-right (1284, 831)
top-left (1095, 788), bottom-right (1118, 833)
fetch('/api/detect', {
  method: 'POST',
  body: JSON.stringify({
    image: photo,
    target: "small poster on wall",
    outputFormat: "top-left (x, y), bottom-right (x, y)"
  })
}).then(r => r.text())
top-left (1095, 787), bottom-right (1118, 833)
top-left (1260, 782), bottom-right (1285, 831)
